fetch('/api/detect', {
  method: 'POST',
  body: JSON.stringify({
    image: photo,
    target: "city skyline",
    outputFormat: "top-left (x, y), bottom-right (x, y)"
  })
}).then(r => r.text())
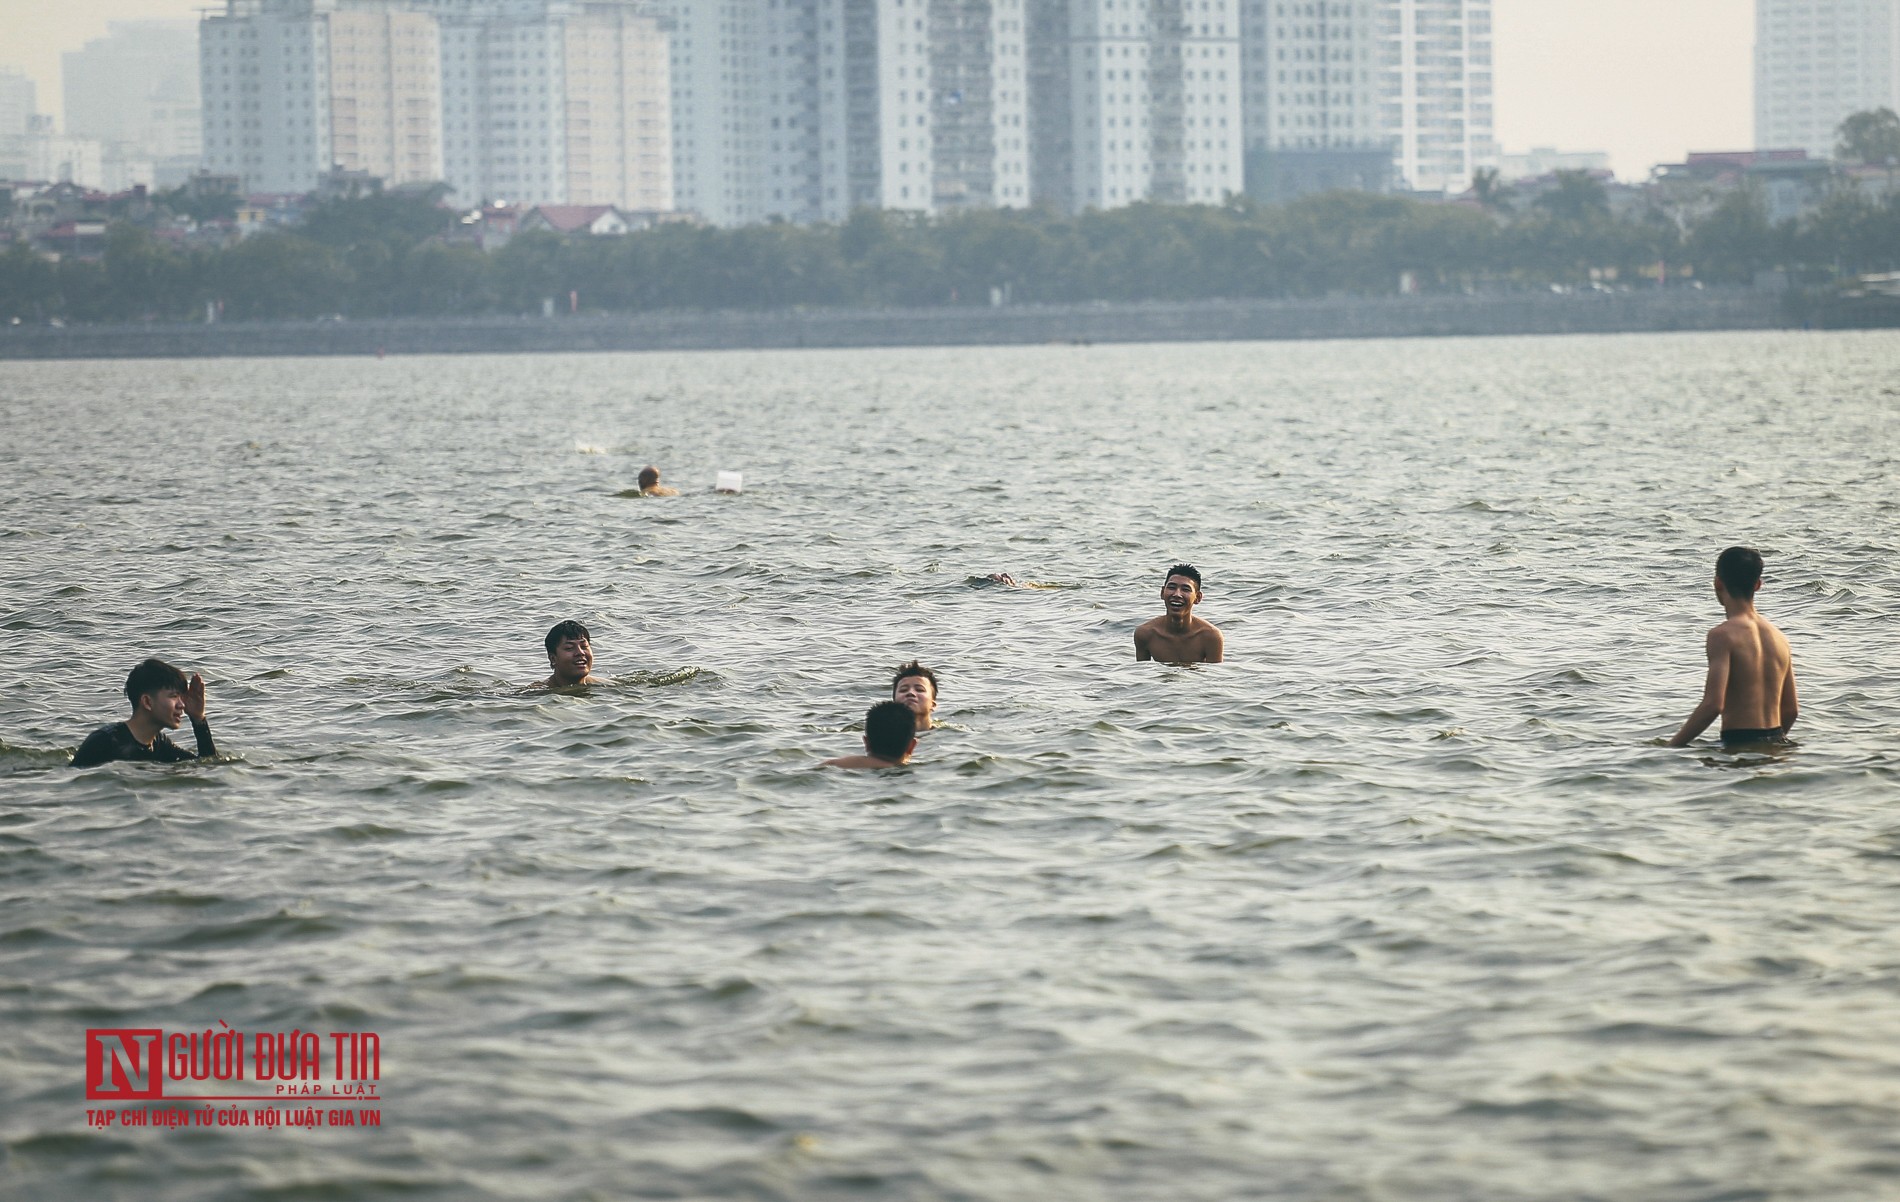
top-left (1, 0), bottom-right (1758, 182)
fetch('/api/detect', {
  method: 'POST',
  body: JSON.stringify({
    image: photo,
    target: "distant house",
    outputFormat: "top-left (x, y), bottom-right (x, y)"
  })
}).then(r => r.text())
top-left (36, 220), bottom-right (109, 259)
top-left (1651, 150), bottom-right (1835, 227)
top-left (518, 204), bottom-right (633, 238)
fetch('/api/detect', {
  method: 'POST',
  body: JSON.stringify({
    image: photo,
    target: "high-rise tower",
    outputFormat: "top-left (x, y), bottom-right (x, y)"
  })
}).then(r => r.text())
top-left (1756, 0), bottom-right (1900, 156)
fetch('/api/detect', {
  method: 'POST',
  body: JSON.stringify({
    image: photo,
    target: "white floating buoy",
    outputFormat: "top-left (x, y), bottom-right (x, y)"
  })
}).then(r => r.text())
top-left (716, 471), bottom-right (743, 494)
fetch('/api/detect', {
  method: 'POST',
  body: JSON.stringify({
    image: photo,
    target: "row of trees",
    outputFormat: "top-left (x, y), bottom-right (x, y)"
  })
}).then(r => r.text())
top-left (4, 178), bottom-right (1899, 324)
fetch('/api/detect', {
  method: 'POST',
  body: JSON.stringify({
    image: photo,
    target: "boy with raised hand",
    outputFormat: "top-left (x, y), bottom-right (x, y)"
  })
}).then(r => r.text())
top-left (73, 658), bottom-right (218, 769)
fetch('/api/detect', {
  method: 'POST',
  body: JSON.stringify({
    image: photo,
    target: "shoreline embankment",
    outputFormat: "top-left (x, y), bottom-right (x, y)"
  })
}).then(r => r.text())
top-left (0, 289), bottom-right (1808, 360)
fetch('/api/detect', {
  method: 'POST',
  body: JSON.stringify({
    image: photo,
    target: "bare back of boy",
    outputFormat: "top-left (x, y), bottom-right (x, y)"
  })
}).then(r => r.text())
top-left (1708, 612), bottom-right (1795, 732)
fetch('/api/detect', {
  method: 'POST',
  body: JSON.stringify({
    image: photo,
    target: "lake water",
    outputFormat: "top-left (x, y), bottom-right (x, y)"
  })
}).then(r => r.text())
top-left (3, 331), bottom-right (1899, 1201)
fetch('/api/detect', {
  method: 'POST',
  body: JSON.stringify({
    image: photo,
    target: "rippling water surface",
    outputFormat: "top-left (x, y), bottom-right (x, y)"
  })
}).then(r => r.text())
top-left (3, 332), bottom-right (1899, 1201)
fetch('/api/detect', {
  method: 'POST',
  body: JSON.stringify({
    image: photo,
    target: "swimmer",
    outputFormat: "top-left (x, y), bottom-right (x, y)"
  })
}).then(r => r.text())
top-left (1669, 546), bottom-right (1799, 748)
top-left (636, 466), bottom-right (679, 497)
top-left (822, 700), bottom-right (918, 770)
top-left (72, 658), bottom-right (218, 769)
top-left (539, 620), bottom-right (602, 688)
top-left (1134, 563), bottom-right (1224, 663)
top-left (892, 660), bottom-right (939, 733)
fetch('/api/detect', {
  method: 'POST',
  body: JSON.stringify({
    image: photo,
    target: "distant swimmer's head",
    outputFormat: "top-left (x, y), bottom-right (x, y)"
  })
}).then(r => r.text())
top-left (125, 658), bottom-right (189, 725)
top-left (544, 619), bottom-right (594, 685)
top-left (863, 700), bottom-right (919, 764)
top-left (1161, 562), bottom-right (1203, 615)
top-left (637, 466), bottom-right (661, 490)
top-left (891, 660), bottom-right (938, 729)
top-left (1715, 546), bottom-right (1764, 601)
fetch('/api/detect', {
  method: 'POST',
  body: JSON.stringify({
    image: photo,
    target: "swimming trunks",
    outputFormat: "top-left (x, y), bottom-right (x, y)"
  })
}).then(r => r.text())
top-left (71, 718), bottom-right (217, 768)
top-left (1720, 727), bottom-right (1786, 748)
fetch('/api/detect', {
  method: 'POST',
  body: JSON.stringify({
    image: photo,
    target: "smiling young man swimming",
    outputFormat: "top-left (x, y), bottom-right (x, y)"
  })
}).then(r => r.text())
top-left (1669, 546), bottom-right (1798, 749)
top-left (1134, 563), bottom-right (1224, 664)
top-left (539, 620), bottom-right (602, 688)
top-left (72, 658), bottom-right (219, 769)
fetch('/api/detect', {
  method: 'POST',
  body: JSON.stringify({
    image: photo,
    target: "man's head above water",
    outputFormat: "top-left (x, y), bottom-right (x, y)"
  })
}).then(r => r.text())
top-left (1162, 563), bottom-right (1203, 617)
top-left (891, 660), bottom-right (938, 731)
top-left (543, 620), bottom-right (596, 687)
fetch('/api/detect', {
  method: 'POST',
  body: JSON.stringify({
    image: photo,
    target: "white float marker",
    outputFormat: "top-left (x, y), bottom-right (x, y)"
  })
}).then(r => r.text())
top-left (716, 471), bottom-right (743, 494)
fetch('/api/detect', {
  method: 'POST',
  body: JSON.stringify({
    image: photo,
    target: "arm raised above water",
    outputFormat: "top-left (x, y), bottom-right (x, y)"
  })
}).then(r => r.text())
top-left (1669, 627), bottom-right (1730, 747)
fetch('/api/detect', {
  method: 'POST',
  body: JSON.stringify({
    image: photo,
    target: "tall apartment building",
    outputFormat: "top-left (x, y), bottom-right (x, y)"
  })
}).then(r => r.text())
top-left (201, 0), bottom-right (667, 206)
top-left (1756, 0), bottom-right (1900, 156)
top-left (0, 67), bottom-right (36, 181)
top-left (1239, 1), bottom-right (1388, 200)
top-left (202, 1), bottom-right (442, 194)
top-left (1378, 0), bottom-right (1493, 193)
top-left (63, 21), bottom-right (204, 186)
top-left (661, 0), bottom-right (1029, 226)
top-left (1237, 1), bottom-right (1493, 197)
top-left (438, 1), bottom-right (669, 208)
top-left (1026, 0), bottom-right (1243, 213)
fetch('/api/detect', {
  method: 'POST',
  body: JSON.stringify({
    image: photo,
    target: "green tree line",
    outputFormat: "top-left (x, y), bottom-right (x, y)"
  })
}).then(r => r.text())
top-left (4, 177), bottom-right (1899, 324)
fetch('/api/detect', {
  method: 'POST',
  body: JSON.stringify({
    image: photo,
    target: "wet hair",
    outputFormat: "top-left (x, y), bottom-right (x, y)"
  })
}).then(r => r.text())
top-left (1164, 563), bottom-right (1203, 589)
top-left (544, 620), bottom-right (591, 658)
top-left (637, 466), bottom-right (661, 490)
top-left (891, 660), bottom-right (938, 700)
top-left (863, 701), bottom-right (917, 760)
top-left (1716, 546), bottom-right (1764, 599)
top-left (124, 658), bottom-right (188, 711)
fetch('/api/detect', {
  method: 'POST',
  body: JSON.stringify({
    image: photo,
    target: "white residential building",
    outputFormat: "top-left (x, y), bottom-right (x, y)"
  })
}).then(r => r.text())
top-left (932, 0), bottom-right (1033, 210)
top-left (0, 67), bottom-right (38, 181)
top-left (660, 0), bottom-right (1030, 226)
top-left (1242, 0), bottom-right (1380, 153)
top-left (438, 0), bottom-right (668, 209)
top-left (201, 0), bottom-right (667, 207)
top-left (1497, 147), bottom-right (1609, 182)
top-left (63, 21), bottom-right (204, 187)
top-left (1378, 0), bottom-right (1494, 193)
top-left (202, 1), bottom-right (442, 195)
top-left (1041, 0), bottom-right (1242, 213)
top-left (1756, 0), bottom-right (1900, 156)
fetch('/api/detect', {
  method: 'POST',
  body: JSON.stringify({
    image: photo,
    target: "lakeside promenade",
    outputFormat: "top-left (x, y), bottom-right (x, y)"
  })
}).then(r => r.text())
top-left (0, 289), bottom-right (1791, 359)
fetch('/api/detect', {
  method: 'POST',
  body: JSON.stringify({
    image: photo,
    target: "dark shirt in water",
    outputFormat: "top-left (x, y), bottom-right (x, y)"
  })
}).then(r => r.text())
top-left (1721, 727), bottom-right (1786, 749)
top-left (71, 718), bottom-right (217, 769)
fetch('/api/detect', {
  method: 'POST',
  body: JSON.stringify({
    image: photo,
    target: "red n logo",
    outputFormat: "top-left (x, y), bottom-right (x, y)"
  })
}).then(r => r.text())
top-left (86, 1029), bottom-right (163, 1099)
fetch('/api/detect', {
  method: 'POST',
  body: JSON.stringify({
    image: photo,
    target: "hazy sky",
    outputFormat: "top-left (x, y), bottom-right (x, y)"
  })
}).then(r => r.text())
top-left (1, 0), bottom-right (1758, 179)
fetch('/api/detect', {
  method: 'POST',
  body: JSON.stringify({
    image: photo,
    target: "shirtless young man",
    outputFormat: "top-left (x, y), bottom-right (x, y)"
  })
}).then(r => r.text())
top-left (540, 620), bottom-right (602, 688)
top-left (892, 660), bottom-right (938, 733)
top-left (72, 658), bottom-right (218, 769)
top-left (637, 466), bottom-right (679, 497)
top-left (1669, 546), bottom-right (1799, 748)
top-left (822, 701), bottom-right (918, 770)
top-left (1134, 563), bottom-right (1224, 664)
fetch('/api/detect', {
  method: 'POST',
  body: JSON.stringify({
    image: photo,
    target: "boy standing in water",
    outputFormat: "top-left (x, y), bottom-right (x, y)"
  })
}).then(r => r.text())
top-left (540, 620), bottom-right (602, 688)
top-left (1670, 546), bottom-right (1799, 748)
top-left (1135, 563), bottom-right (1224, 663)
top-left (72, 659), bottom-right (219, 768)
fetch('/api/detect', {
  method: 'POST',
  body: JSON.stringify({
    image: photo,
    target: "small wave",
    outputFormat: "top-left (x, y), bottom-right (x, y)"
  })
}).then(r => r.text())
top-left (0, 740), bottom-right (72, 769)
